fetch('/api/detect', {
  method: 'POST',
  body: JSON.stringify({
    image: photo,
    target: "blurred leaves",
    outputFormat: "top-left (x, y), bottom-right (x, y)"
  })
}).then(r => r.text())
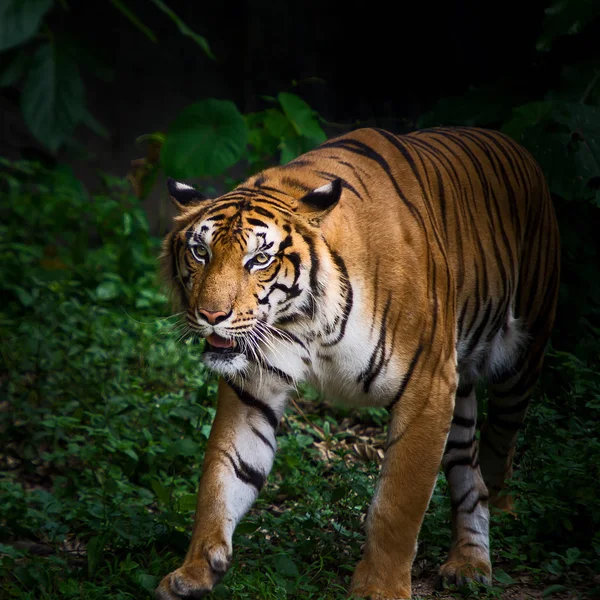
top-left (22, 43), bottom-right (85, 153)
top-left (133, 93), bottom-right (326, 197)
top-left (503, 101), bottom-right (600, 203)
top-left (0, 0), bottom-right (212, 153)
top-left (0, 0), bottom-right (53, 52)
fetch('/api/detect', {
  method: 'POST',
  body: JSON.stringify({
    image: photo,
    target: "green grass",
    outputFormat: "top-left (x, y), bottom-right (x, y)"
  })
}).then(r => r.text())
top-left (1, 161), bottom-right (599, 599)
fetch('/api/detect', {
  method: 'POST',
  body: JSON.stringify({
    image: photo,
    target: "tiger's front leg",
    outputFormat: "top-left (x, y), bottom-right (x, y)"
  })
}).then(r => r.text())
top-left (156, 378), bottom-right (286, 599)
top-left (350, 360), bottom-right (456, 600)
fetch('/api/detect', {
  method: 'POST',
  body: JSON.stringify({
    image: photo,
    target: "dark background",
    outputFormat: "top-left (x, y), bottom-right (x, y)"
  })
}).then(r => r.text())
top-left (4, 0), bottom-right (590, 193)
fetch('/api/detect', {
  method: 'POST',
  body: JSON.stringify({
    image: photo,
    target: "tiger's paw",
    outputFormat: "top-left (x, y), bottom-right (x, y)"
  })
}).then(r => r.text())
top-left (435, 558), bottom-right (491, 590)
top-left (155, 543), bottom-right (231, 599)
top-left (349, 560), bottom-right (411, 599)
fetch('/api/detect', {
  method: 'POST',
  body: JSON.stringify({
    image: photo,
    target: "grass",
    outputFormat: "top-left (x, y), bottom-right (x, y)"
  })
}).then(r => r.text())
top-left (1, 161), bottom-right (599, 599)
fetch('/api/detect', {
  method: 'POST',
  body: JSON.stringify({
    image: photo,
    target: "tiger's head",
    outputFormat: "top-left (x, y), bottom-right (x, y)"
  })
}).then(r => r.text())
top-left (161, 174), bottom-right (342, 376)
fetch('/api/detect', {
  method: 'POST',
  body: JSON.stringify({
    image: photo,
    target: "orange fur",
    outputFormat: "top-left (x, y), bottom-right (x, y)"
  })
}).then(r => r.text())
top-left (156, 127), bottom-right (559, 599)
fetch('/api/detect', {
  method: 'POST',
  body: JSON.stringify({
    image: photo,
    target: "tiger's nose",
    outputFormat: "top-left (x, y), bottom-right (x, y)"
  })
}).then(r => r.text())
top-left (198, 308), bottom-right (231, 325)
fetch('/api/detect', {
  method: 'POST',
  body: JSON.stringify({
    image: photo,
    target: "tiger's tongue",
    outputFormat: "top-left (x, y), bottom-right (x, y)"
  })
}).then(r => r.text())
top-left (207, 333), bottom-right (236, 349)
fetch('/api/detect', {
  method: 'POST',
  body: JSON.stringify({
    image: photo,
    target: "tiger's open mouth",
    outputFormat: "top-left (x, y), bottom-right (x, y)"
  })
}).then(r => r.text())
top-left (205, 333), bottom-right (239, 355)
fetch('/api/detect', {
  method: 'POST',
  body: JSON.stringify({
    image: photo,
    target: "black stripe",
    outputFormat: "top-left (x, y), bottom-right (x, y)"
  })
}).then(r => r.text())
top-left (457, 493), bottom-right (489, 514)
top-left (445, 436), bottom-right (476, 452)
top-left (251, 426), bottom-right (276, 452)
top-left (387, 344), bottom-right (424, 411)
top-left (456, 382), bottom-right (474, 398)
top-left (228, 382), bottom-right (279, 430)
top-left (451, 489), bottom-right (472, 509)
top-left (452, 415), bottom-right (476, 428)
top-left (321, 249), bottom-right (353, 347)
top-left (222, 450), bottom-right (265, 492)
top-left (444, 456), bottom-right (473, 476)
top-left (246, 217), bottom-right (268, 228)
top-left (464, 526), bottom-right (482, 535)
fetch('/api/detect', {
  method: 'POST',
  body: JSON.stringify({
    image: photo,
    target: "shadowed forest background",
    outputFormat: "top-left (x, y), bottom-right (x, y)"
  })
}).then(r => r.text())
top-left (1, 0), bottom-right (599, 598)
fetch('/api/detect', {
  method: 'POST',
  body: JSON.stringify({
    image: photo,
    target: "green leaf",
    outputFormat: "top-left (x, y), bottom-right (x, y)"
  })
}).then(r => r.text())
top-left (95, 281), bottom-right (120, 301)
top-left (493, 568), bottom-right (516, 585)
top-left (138, 573), bottom-right (158, 592)
top-left (501, 102), bottom-right (554, 141)
top-left (273, 554), bottom-right (300, 578)
top-left (150, 480), bottom-right (171, 505)
top-left (177, 493), bottom-right (197, 512)
top-left (166, 438), bottom-right (200, 457)
top-left (150, 0), bottom-right (214, 59)
top-left (161, 99), bottom-right (248, 178)
top-left (565, 547), bottom-right (581, 565)
top-left (277, 92), bottom-right (326, 143)
top-left (279, 136), bottom-right (317, 165)
top-left (22, 42), bottom-right (85, 152)
top-left (263, 109), bottom-right (295, 139)
top-left (0, 0), bottom-right (53, 52)
top-left (543, 584), bottom-right (569, 597)
top-left (87, 534), bottom-right (106, 577)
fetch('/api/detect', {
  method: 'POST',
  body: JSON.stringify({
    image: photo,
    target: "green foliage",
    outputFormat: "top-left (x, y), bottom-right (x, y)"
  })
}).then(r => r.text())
top-left (161, 100), bottom-right (249, 179)
top-left (22, 42), bottom-right (85, 153)
top-left (503, 101), bottom-right (600, 204)
top-left (143, 93), bottom-right (326, 194)
top-left (0, 0), bottom-right (53, 52)
top-left (0, 0), bottom-right (211, 152)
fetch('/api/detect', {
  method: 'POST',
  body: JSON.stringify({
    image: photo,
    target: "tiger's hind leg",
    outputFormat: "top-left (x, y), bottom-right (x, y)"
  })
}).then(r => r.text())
top-left (480, 336), bottom-right (549, 511)
top-left (437, 382), bottom-right (491, 589)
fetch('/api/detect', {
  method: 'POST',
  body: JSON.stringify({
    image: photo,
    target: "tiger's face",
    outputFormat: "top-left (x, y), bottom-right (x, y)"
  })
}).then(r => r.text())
top-left (163, 177), bottom-right (342, 376)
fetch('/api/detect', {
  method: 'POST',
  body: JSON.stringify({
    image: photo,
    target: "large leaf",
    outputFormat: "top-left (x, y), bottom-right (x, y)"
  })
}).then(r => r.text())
top-left (0, 0), bottom-right (53, 52)
top-left (501, 102), bottom-right (554, 141)
top-left (22, 43), bottom-right (85, 152)
top-left (161, 99), bottom-right (248, 178)
top-left (278, 92), bottom-right (326, 143)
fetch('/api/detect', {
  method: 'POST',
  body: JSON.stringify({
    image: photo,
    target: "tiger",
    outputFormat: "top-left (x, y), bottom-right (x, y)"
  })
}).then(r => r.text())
top-left (155, 126), bottom-right (560, 599)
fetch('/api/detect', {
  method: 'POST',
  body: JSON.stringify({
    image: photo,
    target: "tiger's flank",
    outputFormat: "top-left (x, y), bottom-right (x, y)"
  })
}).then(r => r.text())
top-left (155, 127), bottom-right (560, 600)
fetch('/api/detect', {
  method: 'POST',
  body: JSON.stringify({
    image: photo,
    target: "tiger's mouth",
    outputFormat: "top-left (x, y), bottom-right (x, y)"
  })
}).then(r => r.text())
top-left (204, 333), bottom-right (239, 355)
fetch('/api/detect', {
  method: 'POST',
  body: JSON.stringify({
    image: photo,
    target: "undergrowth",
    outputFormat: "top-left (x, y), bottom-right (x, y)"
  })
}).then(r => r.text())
top-left (1, 161), bottom-right (599, 599)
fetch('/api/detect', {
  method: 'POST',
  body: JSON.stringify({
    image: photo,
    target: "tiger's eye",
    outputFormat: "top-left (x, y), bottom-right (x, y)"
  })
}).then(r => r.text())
top-left (254, 252), bottom-right (269, 264)
top-left (191, 245), bottom-right (208, 262)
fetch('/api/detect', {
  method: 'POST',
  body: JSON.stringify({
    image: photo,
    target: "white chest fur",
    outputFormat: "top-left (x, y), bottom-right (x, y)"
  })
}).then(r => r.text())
top-left (242, 288), bottom-right (404, 408)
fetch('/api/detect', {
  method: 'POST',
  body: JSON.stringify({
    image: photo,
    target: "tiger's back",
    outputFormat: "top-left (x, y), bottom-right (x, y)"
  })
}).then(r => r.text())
top-left (156, 127), bottom-right (559, 600)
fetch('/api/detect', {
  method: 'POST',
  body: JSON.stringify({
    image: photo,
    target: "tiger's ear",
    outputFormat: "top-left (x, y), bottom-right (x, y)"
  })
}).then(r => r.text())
top-left (298, 179), bottom-right (342, 223)
top-left (167, 177), bottom-right (207, 210)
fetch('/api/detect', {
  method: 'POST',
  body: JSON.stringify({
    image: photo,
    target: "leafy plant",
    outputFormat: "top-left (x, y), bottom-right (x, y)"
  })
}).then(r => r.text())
top-left (0, 0), bottom-right (211, 152)
top-left (129, 92), bottom-right (327, 198)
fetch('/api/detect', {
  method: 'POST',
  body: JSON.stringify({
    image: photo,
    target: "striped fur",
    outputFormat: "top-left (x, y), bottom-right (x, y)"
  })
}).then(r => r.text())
top-left (156, 127), bottom-right (560, 599)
